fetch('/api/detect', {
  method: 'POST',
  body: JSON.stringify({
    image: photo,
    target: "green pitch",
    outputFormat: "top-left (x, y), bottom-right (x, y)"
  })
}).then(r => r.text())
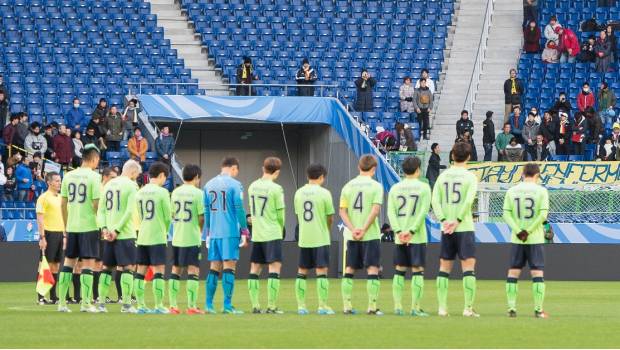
top-left (1, 280), bottom-right (619, 348)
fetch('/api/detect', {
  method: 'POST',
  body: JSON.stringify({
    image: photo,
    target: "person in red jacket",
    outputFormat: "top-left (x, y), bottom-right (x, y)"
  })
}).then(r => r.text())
top-left (52, 124), bottom-right (73, 169)
top-left (577, 82), bottom-right (596, 112)
top-left (556, 26), bottom-right (580, 63)
top-left (523, 20), bottom-right (541, 53)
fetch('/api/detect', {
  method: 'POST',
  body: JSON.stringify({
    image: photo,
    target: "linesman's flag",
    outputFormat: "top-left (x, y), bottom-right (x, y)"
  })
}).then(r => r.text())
top-left (36, 257), bottom-right (55, 296)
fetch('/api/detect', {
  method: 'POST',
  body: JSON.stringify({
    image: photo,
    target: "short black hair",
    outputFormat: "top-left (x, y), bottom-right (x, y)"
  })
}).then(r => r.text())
top-left (421, 68), bottom-right (429, 74)
top-left (148, 161), bottom-right (170, 179)
top-left (523, 163), bottom-right (540, 178)
top-left (451, 142), bottom-right (471, 163)
top-left (431, 143), bottom-right (439, 152)
top-left (134, 126), bottom-right (142, 133)
top-left (221, 157), bottom-right (239, 168)
top-left (419, 78), bottom-right (427, 83)
top-left (45, 171), bottom-right (60, 183)
top-left (182, 164), bottom-right (202, 182)
top-left (263, 157), bottom-right (282, 174)
top-left (504, 122), bottom-right (511, 127)
top-left (82, 144), bottom-right (101, 161)
top-left (306, 163), bottom-right (327, 180)
top-left (583, 82), bottom-right (590, 87)
top-left (461, 110), bottom-right (469, 116)
top-left (401, 156), bottom-right (421, 175)
top-left (102, 167), bottom-right (117, 178)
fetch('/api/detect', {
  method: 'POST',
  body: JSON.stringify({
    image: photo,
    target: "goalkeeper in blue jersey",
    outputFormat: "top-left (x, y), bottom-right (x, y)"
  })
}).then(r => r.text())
top-left (203, 157), bottom-right (250, 314)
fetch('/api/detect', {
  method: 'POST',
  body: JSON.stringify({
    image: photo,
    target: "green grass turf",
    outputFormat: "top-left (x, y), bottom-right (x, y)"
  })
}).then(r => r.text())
top-left (0, 280), bottom-right (619, 348)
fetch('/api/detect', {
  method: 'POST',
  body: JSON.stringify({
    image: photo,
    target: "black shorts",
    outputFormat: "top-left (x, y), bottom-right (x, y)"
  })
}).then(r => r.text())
top-left (43, 231), bottom-right (63, 263)
top-left (65, 231), bottom-right (101, 260)
top-left (298, 245), bottom-right (330, 269)
top-left (250, 239), bottom-right (282, 264)
top-left (346, 239), bottom-right (381, 269)
top-left (102, 239), bottom-right (137, 267)
top-left (440, 232), bottom-right (476, 260)
top-left (172, 246), bottom-right (201, 267)
top-left (510, 244), bottom-right (545, 270)
top-left (95, 237), bottom-right (104, 262)
top-left (393, 243), bottom-right (426, 268)
top-left (137, 244), bottom-right (167, 266)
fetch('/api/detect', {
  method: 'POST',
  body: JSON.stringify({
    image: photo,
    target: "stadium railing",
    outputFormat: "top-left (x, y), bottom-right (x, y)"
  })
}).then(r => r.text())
top-left (127, 82), bottom-right (340, 98)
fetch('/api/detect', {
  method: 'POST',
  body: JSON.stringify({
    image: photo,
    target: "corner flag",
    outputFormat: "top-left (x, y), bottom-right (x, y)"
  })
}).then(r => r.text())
top-left (36, 256), bottom-right (55, 296)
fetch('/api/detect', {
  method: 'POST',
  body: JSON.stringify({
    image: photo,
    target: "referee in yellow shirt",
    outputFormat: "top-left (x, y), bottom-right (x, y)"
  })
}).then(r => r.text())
top-left (36, 172), bottom-right (65, 305)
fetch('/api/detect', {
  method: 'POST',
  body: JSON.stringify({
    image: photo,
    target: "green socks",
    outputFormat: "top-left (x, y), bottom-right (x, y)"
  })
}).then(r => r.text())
top-left (97, 271), bottom-right (113, 304)
top-left (80, 269), bottom-right (94, 305)
top-left (392, 271), bottom-right (405, 311)
top-left (366, 275), bottom-right (380, 311)
top-left (533, 277), bottom-right (545, 312)
top-left (436, 271), bottom-right (449, 311)
top-left (267, 273), bottom-right (280, 309)
top-left (120, 271), bottom-right (134, 306)
top-left (341, 273), bottom-right (354, 311)
top-left (186, 274), bottom-right (199, 309)
top-left (57, 266), bottom-right (73, 307)
top-left (506, 277), bottom-right (518, 311)
top-left (463, 271), bottom-right (476, 310)
top-left (152, 274), bottom-right (166, 309)
top-left (317, 275), bottom-right (329, 309)
top-left (248, 274), bottom-right (260, 309)
top-left (295, 274), bottom-right (307, 310)
top-left (168, 274), bottom-right (180, 308)
top-left (134, 274), bottom-right (146, 308)
top-left (411, 272), bottom-right (424, 311)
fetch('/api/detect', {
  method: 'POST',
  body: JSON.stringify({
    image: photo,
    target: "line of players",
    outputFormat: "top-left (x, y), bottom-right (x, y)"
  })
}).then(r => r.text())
top-left (37, 141), bottom-right (548, 317)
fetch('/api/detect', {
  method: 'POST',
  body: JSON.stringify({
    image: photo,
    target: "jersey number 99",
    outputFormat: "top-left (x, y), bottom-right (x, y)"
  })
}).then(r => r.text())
top-left (67, 183), bottom-right (87, 203)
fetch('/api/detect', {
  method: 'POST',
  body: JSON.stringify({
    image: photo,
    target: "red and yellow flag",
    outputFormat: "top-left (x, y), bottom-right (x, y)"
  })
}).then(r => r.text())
top-left (36, 257), bottom-right (55, 296)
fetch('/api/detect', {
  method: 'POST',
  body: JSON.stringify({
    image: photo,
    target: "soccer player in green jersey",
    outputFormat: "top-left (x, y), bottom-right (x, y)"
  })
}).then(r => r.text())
top-left (503, 163), bottom-right (549, 319)
top-left (387, 157), bottom-right (431, 317)
top-left (170, 164), bottom-right (205, 315)
top-left (134, 162), bottom-right (172, 314)
top-left (293, 164), bottom-right (335, 315)
top-left (93, 167), bottom-right (118, 305)
top-left (97, 159), bottom-right (141, 314)
top-left (57, 144), bottom-right (102, 313)
top-left (431, 142), bottom-right (479, 317)
top-left (339, 154), bottom-right (384, 315)
top-left (247, 157), bottom-right (286, 314)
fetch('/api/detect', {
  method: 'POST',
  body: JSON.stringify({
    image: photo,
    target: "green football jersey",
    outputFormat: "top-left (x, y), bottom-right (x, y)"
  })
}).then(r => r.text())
top-left (171, 184), bottom-right (204, 247)
top-left (339, 175), bottom-right (384, 241)
top-left (387, 178), bottom-right (431, 244)
top-left (294, 183), bottom-right (335, 248)
top-left (136, 183), bottom-right (172, 246)
top-left (60, 167), bottom-right (102, 233)
top-left (98, 176), bottom-right (139, 240)
top-left (431, 166), bottom-right (478, 233)
top-left (248, 178), bottom-right (285, 242)
top-left (503, 181), bottom-right (549, 244)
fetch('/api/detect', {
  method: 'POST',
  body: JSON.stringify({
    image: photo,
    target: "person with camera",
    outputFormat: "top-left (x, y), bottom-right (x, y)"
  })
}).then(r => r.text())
top-left (236, 57), bottom-right (259, 96)
top-left (295, 58), bottom-right (318, 96)
top-left (354, 69), bottom-right (376, 112)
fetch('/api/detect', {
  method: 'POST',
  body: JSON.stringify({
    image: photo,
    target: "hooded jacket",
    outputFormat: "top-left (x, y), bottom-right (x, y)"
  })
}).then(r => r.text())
top-left (105, 112), bottom-right (124, 142)
top-left (456, 117), bottom-right (474, 137)
top-left (53, 133), bottom-right (73, 164)
top-left (24, 132), bottom-right (47, 156)
top-left (597, 88), bottom-right (617, 111)
top-left (522, 120), bottom-right (540, 144)
top-left (577, 90), bottom-right (596, 111)
top-left (412, 86), bottom-right (433, 110)
top-left (558, 28), bottom-right (580, 56)
top-left (15, 162), bottom-right (33, 191)
top-left (155, 133), bottom-right (175, 158)
top-left (482, 117), bottom-right (495, 144)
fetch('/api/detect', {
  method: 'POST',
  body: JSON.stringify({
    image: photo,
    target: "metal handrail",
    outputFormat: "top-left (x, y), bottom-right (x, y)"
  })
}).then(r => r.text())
top-left (127, 82), bottom-right (340, 98)
top-left (462, 0), bottom-right (495, 119)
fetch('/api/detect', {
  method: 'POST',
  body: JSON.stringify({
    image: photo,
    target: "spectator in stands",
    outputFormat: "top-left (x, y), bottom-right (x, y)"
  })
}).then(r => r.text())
top-left (394, 122), bottom-right (416, 152)
top-left (577, 82), bottom-right (596, 112)
top-left (155, 125), bottom-right (175, 164)
top-left (380, 224), bottom-right (395, 243)
top-left (87, 116), bottom-right (107, 150)
top-left (0, 155), bottom-right (4, 192)
top-left (412, 78), bottom-right (433, 140)
top-left (105, 106), bottom-right (124, 152)
top-left (6, 151), bottom-right (21, 169)
top-left (503, 69), bottom-right (524, 123)
top-left (523, 0), bottom-right (538, 27)
top-left (374, 126), bottom-right (397, 153)
top-left (24, 122), bottom-right (47, 158)
top-left (128, 127), bottom-right (148, 163)
top-left (295, 58), bottom-right (317, 97)
top-left (551, 91), bottom-right (572, 115)
top-left (458, 131), bottom-right (478, 162)
top-left (456, 110), bottom-right (474, 138)
top-left (399, 77), bottom-right (416, 120)
top-left (542, 40), bottom-right (560, 63)
top-left (523, 20), bottom-right (541, 53)
top-left (42, 124), bottom-right (55, 160)
top-left (539, 111), bottom-right (558, 156)
top-left (594, 30), bottom-right (614, 73)
top-left (495, 123), bottom-right (514, 161)
top-left (577, 35), bottom-right (597, 63)
top-left (530, 107), bottom-right (541, 124)
top-left (82, 125), bottom-right (99, 148)
top-left (415, 69), bottom-right (436, 94)
top-left (598, 137), bottom-right (616, 161)
top-left (2, 115), bottom-right (20, 158)
top-left (544, 16), bottom-right (561, 43)
top-left (523, 112), bottom-right (540, 159)
top-left (66, 97), bottom-right (87, 131)
top-left (608, 122), bottom-right (620, 146)
top-left (236, 57), bottom-right (259, 96)
top-left (92, 98), bottom-right (108, 123)
top-left (426, 143), bottom-right (446, 189)
top-left (123, 98), bottom-right (140, 140)
top-left (15, 113), bottom-right (30, 152)
top-left (53, 125), bottom-right (72, 168)
top-left (585, 107), bottom-right (603, 145)
top-left (0, 74), bottom-right (7, 100)
top-left (556, 26), bottom-right (580, 63)
top-left (571, 112), bottom-right (588, 155)
top-left (598, 82), bottom-right (617, 112)
top-left (605, 24), bottom-right (618, 63)
top-left (532, 134), bottom-right (549, 161)
top-left (509, 106), bottom-right (525, 143)
top-left (0, 90), bottom-right (9, 127)
top-left (505, 137), bottom-right (524, 162)
top-left (71, 130), bottom-right (83, 168)
top-left (482, 111), bottom-right (495, 161)
top-left (354, 69), bottom-right (376, 112)
top-left (3, 165), bottom-right (15, 201)
top-left (557, 112), bottom-right (571, 155)
top-left (15, 156), bottom-right (33, 201)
